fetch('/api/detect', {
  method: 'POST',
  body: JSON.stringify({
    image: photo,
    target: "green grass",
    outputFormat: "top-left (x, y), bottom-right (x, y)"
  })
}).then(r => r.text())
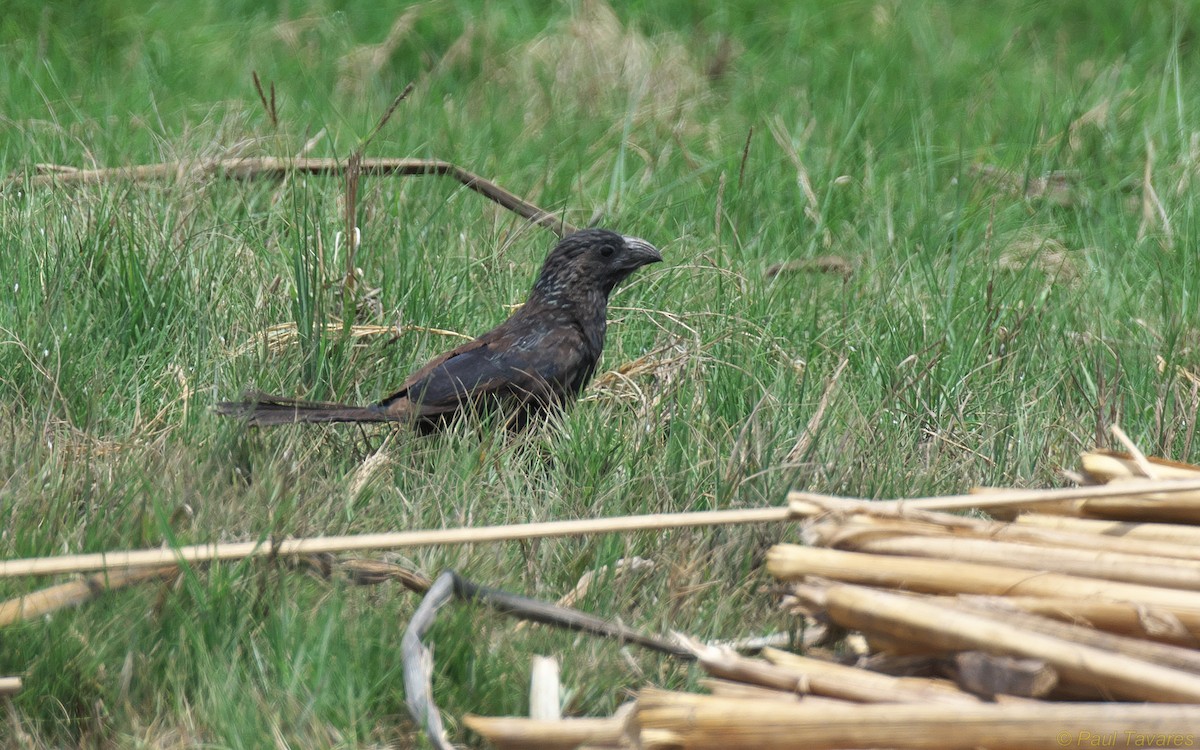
top-left (2, 0), bottom-right (1199, 746)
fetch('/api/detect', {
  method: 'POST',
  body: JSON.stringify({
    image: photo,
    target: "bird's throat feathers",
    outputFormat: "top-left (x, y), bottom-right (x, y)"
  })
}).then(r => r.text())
top-left (523, 283), bottom-right (609, 356)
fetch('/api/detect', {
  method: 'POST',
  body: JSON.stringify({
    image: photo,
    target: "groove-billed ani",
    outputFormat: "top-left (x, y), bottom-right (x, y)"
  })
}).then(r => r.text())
top-left (215, 228), bottom-right (661, 428)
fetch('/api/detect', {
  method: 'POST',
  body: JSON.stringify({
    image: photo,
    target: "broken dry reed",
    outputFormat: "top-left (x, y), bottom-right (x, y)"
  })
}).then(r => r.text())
top-left (808, 510), bottom-right (1200, 561)
top-left (698, 678), bottom-right (806, 703)
top-left (947, 597), bottom-right (1200, 674)
top-left (968, 596), bottom-right (1200, 646)
top-left (528, 656), bottom-right (561, 721)
top-left (788, 475), bottom-right (1200, 516)
top-left (678, 639), bottom-right (808, 694)
top-left (463, 712), bottom-right (629, 750)
top-left (808, 524), bottom-right (1200, 590)
top-left (0, 566), bottom-right (178, 626)
top-left (757, 647), bottom-right (990, 705)
top-left (1014, 512), bottom-right (1200, 544)
top-left (1094, 437), bottom-right (1173, 480)
top-left (768, 544), bottom-right (1200, 612)
top-left (816, 584), bottom-right (1200, 702)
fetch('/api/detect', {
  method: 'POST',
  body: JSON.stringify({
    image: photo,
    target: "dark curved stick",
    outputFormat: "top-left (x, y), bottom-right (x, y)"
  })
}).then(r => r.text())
top-left (400, 570), bottom-right (692, 748)
top-left (16, 156), bottom-right (578, 237)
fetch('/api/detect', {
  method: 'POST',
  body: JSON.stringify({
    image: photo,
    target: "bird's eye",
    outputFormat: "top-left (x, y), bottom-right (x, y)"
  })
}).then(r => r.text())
top-left (600, 245), bottom-right (615, 258)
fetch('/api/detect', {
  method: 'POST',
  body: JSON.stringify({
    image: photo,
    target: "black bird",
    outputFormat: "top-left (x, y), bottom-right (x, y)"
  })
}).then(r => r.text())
top-left (215, 228), bottom-right (662, 428)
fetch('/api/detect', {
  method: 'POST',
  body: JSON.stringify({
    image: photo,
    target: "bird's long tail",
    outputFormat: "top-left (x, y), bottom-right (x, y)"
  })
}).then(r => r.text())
top-left (214, 391), bottom-right (397, 426)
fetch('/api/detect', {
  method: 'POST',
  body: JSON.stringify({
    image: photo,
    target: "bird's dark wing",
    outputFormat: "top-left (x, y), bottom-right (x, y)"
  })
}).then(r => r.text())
top-left (376, 320), bottom-right (591, 419)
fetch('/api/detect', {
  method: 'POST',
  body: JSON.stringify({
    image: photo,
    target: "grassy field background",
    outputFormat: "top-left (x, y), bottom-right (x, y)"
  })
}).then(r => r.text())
top-left (2, 0), bottom-right (1199, 746)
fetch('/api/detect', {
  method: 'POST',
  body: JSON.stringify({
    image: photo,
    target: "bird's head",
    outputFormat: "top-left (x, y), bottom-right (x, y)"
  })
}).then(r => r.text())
top-left (531, 228), bottom-right (662, 304)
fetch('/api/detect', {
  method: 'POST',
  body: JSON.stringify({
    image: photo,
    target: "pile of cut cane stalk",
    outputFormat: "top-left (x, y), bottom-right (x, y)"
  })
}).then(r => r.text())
top-left (466, 442), bottom-right (1200, 749)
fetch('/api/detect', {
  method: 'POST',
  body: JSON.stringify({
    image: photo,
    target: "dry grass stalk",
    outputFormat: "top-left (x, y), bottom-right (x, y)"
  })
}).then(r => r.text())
top-left (819, 584), bottom-right (1200, 702)
top-left (767, 544), bottom-right (1200, 612)
top-left (1014, 512), bottom-right (1200, 545)
top-left (1, 506), bottom-right (793, 578)
top-left (635, 688), bottom-right (1200, 749)
top-left (1139, 136), bottom-right (1174, 244)
top-left (969, 163), bottom-right (1081, 206)
top-left (780, 581), bottom-right (829, 616)
top-left (808, 524), bottom-right (1200, 591)
top-left (759, 648), bottom-right (988, 705)
top-left (463, 711), bottom-right (630, 750)
top-left (764, 256), bottom-right (855, 279)
top-left (0, 566), bottom-right (178, 626)
top-left (586, 339), bottom-right (693, 391)
top-left (584, 337), bottom-right (697, 423)
top-left (515, 557), bottom-right (655, 635)
top-left (1158, 354), bottom-right (1200, 389)
top-left (785, 356), bottom-right (848, 464)
top-left (339, 83), bottom-right (415, 305)
top-left (996, 228), bottom-right (1076, 279)
top-left (337, 10), bottom-right (421, 98)
top-left (250, 71), bottom-right (277, 128)
top-left (347, 435), bottom-right (397, 499)
top-left (767, 117), bottom-right (822, 230)
top-left (497, 0), bottom-right (712, 129)
top-left (231, 321), bottom-right (472, 357)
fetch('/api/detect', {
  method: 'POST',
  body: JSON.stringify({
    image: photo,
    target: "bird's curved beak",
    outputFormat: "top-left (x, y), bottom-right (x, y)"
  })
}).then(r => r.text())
top-left (622, 236), bottom-right (663, 267)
